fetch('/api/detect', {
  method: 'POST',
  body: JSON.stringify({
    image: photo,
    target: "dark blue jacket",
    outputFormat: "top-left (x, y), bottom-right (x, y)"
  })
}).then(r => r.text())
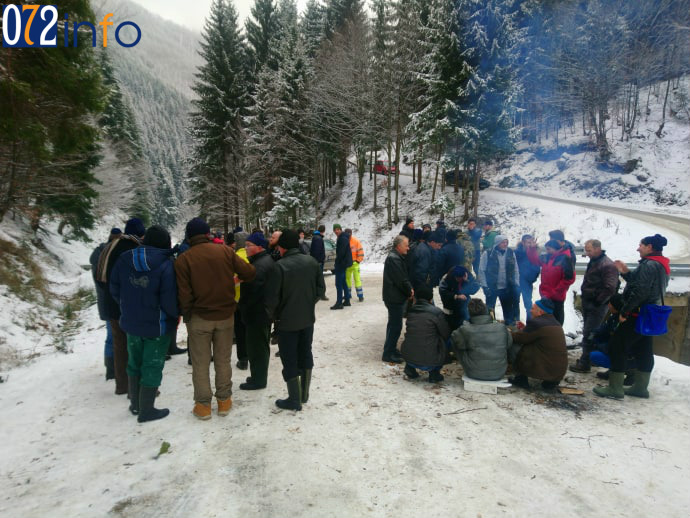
top-left (515, 243), bottom-right (541, 284)
top-left (310, 233), bottom-right (326, 264)
top-left (437, 242), bottom-right (465, 284)
top-left (110, 246), bottom-right (178, 338)
top-left (410, 242), bottom-right (437, 289)
top-left (335, 232), bottom-right (353, 271)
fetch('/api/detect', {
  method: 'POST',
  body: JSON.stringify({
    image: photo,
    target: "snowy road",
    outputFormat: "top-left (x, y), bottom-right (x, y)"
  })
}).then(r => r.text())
top-left (1, 274), bottom-right (689, 517)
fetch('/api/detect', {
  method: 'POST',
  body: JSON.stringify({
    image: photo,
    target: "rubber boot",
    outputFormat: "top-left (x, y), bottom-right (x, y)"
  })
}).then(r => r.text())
top-left (275, 377), bottom-right (302, 411)
top-left (625, 370), bottom-right (651, 398)
top-left (300, 369), bottom-right (312, 403)
top-left (593, 371), bottom-right (625, 400)
top-left (138, 386), bottom-right (170, 423)
top-left (105, 356), bottom-right (115, 380)
top-left (128, 376), bottom-right (140, 415)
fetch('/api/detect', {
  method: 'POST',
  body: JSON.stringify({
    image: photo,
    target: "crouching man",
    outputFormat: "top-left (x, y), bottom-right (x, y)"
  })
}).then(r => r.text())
top-left (450, 299), bottom-right (514, 381)
top-left (400, 285), bottom-right (451, 383)
top-left (509, 298), bottom-right (567, 390)
top-left (270, 230), bottom-right (326, 410)
top-left (110, 225), bottom-right (177, 423)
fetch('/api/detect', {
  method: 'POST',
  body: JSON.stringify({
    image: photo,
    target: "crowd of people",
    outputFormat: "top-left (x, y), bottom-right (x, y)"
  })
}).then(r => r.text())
top-left (91, 218), bottom-right (326, 423)
top-left (91, 214), bottom-right (670, 424)
top-left (383, 216), bottom-right (670, 399)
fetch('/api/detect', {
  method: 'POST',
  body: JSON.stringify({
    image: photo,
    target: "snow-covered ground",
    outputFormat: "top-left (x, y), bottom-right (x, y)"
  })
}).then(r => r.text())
top-left (1, 273), bottom-right (689, 518)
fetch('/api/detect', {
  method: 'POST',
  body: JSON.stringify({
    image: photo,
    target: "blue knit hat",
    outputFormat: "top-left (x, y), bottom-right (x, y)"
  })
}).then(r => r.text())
top-left (186, 217), bottom-right (210, 238)
top-left (124, 218), bottom-right (145, 237)
top-left (246, 231), bottom-right (268, 249)
top-left (110, 227), bottom-right (122, 235)
top-left (452, 265), bottom-right (468, 278)
top-left (535, 298), bottom-right (555, 314)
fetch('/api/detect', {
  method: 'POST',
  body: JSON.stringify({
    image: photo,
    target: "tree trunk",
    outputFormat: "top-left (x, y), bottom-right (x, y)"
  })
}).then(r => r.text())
top-left (471, 161), bottom-right (480, 218)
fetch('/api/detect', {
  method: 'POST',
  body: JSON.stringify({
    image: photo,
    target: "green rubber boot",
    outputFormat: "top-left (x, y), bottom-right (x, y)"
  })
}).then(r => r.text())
top-left (593, 371), bottom-right (625, 400)
top-left (300, 369), bottom-right (312, 404)
top-left (624, 371), bottom-right (651, 398)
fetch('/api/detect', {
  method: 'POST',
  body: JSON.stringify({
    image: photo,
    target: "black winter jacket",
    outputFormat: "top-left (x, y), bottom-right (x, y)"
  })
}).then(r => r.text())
top-left (240, 250), bottom-right (280, 326)
top-left (620, 254), bottom-right (670, 316)
top-left (309, 234), bottom-right (326, 264)
top-left (269, 249), bottom-right (326, 331)
top-left (335, 233), bottom-right (353, 271)
top-left (401, 301), bottom-right (450, 367)
top-left (382, 249), bottom-right (413, 304)
top-left (580, 252), bottom-right (619, 306)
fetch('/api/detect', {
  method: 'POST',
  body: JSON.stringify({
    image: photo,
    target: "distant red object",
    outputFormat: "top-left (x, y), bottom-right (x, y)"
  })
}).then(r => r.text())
top-left (373, 160), bottom-right (398, 176)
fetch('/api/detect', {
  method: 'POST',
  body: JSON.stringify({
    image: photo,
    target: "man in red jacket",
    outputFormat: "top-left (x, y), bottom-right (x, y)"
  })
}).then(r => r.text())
top-left (538, 240), bottom-right (576, 325)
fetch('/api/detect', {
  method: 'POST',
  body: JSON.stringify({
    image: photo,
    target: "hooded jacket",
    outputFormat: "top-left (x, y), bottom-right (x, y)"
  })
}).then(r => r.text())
top-left (110, 246), bottom-right (178, 338)
top-left (620, 253), bottom-right (670, 316)
top-left (401, 300), bottom-right (450, 367)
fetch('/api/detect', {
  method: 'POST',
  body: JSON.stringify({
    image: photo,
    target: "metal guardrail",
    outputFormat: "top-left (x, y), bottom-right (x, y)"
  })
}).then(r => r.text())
top-left (574, 263), bottom-right (690, 277)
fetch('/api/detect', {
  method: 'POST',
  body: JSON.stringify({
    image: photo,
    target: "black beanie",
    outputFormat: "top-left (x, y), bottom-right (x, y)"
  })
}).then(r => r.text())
top-left (641, 234), bottom-right (667, 251)
top-left (186, 217), bottom-right (210, 238)
top-left (278, 229), bottom-right (299, 249)
top-left (144, 225), bottom-right (171, 249)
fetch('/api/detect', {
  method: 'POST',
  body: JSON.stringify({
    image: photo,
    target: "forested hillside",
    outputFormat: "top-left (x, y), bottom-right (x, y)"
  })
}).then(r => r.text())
top-left (187, 0), bottom-right (689, 234)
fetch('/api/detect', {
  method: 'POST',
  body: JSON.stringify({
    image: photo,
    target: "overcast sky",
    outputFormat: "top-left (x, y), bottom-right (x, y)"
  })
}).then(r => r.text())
top-left (128, 0), bottom-right (308, 33)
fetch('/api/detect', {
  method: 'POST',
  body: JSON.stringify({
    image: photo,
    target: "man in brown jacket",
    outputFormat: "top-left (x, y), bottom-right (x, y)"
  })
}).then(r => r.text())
top-left (509, 298), bottom-right (567, 390)
top-left (174, 218), bottom-right (256, 420)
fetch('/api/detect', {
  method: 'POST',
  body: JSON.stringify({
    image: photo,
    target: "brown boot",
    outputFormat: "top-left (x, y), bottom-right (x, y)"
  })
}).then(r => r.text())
top-left (217, 397), bottom-right (233, 416)
top-left (192, 402), bottom-right (212, 420)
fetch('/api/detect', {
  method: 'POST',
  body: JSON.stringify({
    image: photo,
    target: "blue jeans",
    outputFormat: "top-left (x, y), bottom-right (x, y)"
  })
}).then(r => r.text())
top-left (383, 302), bottom-right (406, 358)
top-left (483, 286), bottom-right (497, 310)
top-left (334, 268), bottom-right (347, 304)
top-left (104, 320), bottom-right (114, 358)
top-left (519, 279), bottom-right (534, 322)
top-left (496, 286), bottom-right (520, 326)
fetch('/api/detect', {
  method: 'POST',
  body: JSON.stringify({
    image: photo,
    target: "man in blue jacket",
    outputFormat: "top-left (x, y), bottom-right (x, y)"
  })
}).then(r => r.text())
top-left (515, 234), bottom-right (541, 322)
top-left (110, 225), bottom-right (178, 423)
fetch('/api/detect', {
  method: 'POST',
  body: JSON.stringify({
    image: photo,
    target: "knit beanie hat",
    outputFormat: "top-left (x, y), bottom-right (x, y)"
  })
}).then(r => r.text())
top-left (246, 231), bottom-right (268, 249)
top-left (427, 231), bottom-right (443, 243)
top-left (545, 239), bottom-right (561, 250)
top-left (413, 228), bottom-right (424, 241)
top-left (483, 219), bottom-right (493, 227)
top-left (333, 223), bottom-right (342, 231)
top-left (494, 234), bottom-right (509, 247)
top-left (641, 233), bottom-right (667, 251)
top-left (278, 229), bottom-right (300, 249)
top-left (549, 229), bottom-right (565, 241)
top-left (110, 227), bottom-right (122, 236)
top-left (405, 217), bottom-right (414, 226)
top-left (446, 229), bottom-right (458, 242)
top-left (125, 218), bottom-right (146, 237)
top-left (143, 225), bottom-right (171, 249)
top-left (535, 298), bottom-right (555, 314)
top-left (186, 217), bottom-right (210, 238)
top-left (453, 265), bottom-right (469, 278)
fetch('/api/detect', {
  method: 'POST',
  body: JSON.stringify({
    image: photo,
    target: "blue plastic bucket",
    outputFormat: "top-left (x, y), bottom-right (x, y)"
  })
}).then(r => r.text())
top-left (635, 304), bottom-right (672, 336)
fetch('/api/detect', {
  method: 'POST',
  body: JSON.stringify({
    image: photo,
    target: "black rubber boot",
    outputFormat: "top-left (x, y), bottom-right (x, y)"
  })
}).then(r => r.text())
top-left (138, 386), bottom-right (170, 423)
top-left (275, 377), bottom-right (302, 411)
top-left (128, 376), bottom-right (140, 415)
top-left (300, 369), bottom-right (312, 403)
top-left (168, 342), bottom-right (187, 355)
top-left (404, 364), bottom-right (419, 379)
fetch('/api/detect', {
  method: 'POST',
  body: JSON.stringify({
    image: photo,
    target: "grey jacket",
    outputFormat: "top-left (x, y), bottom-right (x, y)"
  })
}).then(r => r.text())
top-left (451, 314), bottom-right (514, 381)
top-left (400, 301), bottom-right (451, 367)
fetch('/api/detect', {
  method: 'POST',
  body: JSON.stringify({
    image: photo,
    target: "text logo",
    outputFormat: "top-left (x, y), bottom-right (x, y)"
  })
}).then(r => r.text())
top-left (2, 5), bottom-right (141, 48)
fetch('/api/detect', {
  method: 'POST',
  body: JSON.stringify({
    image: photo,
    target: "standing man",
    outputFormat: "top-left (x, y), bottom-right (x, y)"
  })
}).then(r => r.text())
top-left (466, 218), bottom-right (482, 276)
top-left (331, 223), bottom-right (352, 309)
top-left (515, 234), bottom-right (541, 322)
top-left (593, 234), bottom-right (669, 400)
top-left (345, 228), bottom-right (365, 302)
top-left (549, 230), bottom-right (576, 270)
top-left (110, 225), bottom-right (177, 423)
top-left (269, 230), bottom-right (326, 410)
top-left (410, 231), bottom-right (443, 292)
top-left (481, 219), bottom-right (499, 253)
top-left (478, 235), bottom-right (521, 326)
top-left (538, 240), bottom-right (576, 325)
top-left (310, 225), bottom-right (328, 301)
top-left (90, 227), bottom-right (121, 381)
top-left (571, 239), bottom-right (619, 373)
top-left (174, 218), bottom-right (256, 420)
top-left (436, 229), bottom-right (465, 285)
top-left (268, 230), bottom-right (282, 261)
top-left (382, 236), bottom-right (414, 363)
top-left (400, 217), bottom-right (415, 241)
top-left (95, 217), bottom-right (146, 395)
top-left (239, 232), bottom-right (279, 390)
